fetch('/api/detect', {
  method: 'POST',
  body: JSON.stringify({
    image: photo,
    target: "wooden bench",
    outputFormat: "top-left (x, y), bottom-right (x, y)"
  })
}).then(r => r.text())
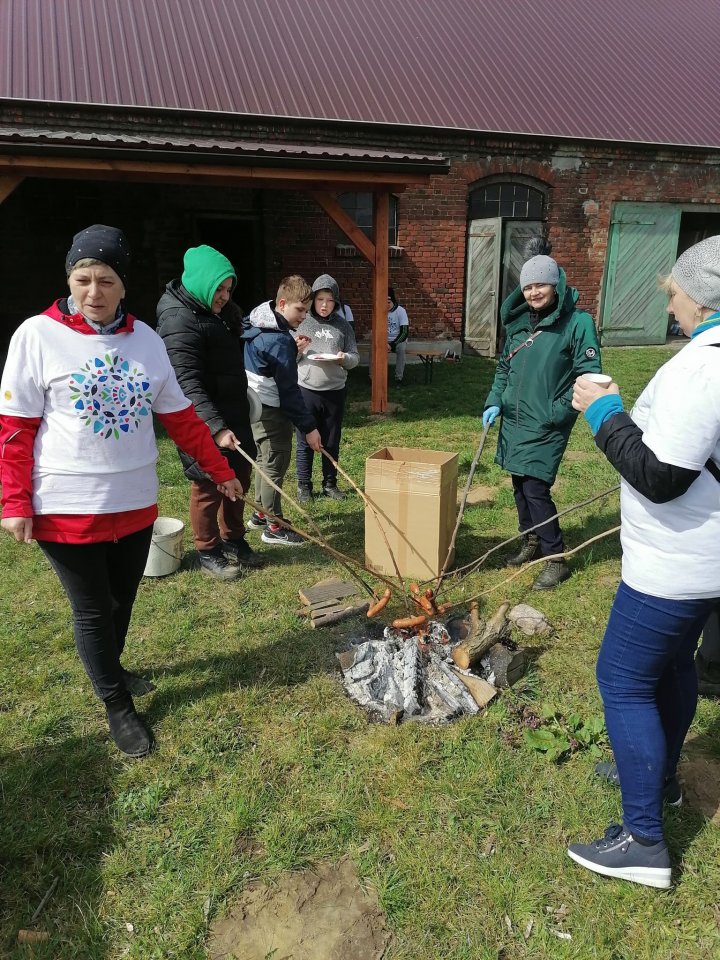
top-left (356, 339), bottom-right (462, 385)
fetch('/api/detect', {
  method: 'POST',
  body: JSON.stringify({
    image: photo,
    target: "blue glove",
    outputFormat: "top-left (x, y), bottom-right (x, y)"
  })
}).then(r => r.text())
top-left (483, 405), bottom-right (500, 429)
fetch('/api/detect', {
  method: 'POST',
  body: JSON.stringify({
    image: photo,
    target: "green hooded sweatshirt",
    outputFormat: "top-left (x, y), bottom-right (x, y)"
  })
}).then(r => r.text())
top-left (181, 245), bottom-right (236, 311)
top-left (484, 268), bottom-right (601, 484)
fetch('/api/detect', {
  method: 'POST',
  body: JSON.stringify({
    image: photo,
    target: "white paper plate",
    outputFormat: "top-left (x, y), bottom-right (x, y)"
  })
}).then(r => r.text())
top-left (309, 352), bottom-right (341, 361)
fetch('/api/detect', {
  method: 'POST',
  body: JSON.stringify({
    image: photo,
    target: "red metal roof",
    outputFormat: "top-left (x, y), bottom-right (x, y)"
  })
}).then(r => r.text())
top-left (2, 0), bottom-right (719, 150)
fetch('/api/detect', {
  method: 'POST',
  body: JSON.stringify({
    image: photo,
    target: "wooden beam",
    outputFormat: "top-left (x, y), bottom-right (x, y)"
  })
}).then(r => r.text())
top-left (0, 154), bottom-right (429, 188)
top-left (0, 174), bottom-right (24, 205)
top-left (371, 191), bottom-right (390, 414)
top-left (310, 191), bottom-right (375, 264)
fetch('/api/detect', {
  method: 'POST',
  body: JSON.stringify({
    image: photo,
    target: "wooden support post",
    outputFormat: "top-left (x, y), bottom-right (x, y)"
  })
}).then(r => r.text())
top-left (372, 191), bottom-right (390, 414)
top-left (310, 191), bottom-right (376, 264)
top-left (0, 174), bottom-right (24, 205)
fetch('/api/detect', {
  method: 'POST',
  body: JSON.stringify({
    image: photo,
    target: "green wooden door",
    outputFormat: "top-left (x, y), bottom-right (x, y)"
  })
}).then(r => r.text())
top-left (600, 202), bottom-right (681, 345)
top-left (464, 217), bottom-right (501, 355)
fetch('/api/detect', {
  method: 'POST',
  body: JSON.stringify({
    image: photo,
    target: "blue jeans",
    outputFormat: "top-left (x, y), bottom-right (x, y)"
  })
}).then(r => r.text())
top-left (597, 580), bottom-right (715, 840)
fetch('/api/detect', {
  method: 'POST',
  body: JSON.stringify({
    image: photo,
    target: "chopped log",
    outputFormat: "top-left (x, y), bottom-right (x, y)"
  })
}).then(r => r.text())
top-left (432, 656), bottom-right (480, 714)
top-left (451, 602), bottom-right (510, 670)
top-left (485, 643), bottom-right (527, 688)
top-left (311, 602), bottom-right (369, 628)
top-left (450, 669), bottom-right (497, 708)
top-left (299, 579), bottom-right (359, 606)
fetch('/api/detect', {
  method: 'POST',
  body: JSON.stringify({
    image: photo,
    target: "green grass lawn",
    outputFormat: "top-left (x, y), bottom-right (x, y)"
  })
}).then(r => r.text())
top-left (1, 348), bottom-right (719, 959)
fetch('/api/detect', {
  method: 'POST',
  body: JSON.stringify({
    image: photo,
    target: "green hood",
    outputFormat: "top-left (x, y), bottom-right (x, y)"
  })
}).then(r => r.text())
top-left (181, 245), bottom-right (236, 311)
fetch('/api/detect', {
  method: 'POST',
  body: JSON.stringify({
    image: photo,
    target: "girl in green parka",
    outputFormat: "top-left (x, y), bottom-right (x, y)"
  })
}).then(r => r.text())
top-left (483, 253), bottom-right (601, 590)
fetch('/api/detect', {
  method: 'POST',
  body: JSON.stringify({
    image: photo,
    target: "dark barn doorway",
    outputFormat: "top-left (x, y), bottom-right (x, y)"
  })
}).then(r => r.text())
top-left (195, 214), bottom-right (265, 316)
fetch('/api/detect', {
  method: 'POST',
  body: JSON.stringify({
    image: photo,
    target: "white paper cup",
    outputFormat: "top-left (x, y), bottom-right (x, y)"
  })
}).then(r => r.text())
top-left (581, 373), bottom-right (613, 388)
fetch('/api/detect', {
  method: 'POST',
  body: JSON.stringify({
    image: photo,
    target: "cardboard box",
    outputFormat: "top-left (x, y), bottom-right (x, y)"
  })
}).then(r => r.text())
top-left (364, 447), bottom-right (458, 580)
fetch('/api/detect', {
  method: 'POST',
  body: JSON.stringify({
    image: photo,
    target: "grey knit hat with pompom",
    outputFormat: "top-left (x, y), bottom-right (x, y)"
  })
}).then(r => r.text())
top-left (672, 235), bottom-right (720, 310)
top-left (519, 255), bottom-right (560, 289)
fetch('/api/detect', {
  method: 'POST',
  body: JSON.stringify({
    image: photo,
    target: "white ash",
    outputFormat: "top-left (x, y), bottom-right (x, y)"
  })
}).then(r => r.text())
top-left (337, 622), bottom-right (487, 724)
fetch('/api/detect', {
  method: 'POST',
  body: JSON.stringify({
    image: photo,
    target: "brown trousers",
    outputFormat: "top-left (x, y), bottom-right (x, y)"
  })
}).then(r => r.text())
top-left (189, 457), bottom-right (252, 551)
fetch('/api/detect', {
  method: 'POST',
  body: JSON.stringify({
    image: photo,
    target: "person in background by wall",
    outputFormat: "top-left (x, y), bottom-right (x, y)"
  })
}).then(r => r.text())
top-left (156, 245), bottom-right (262, 581)
top-left (295, 275), bottom-right (359, 502)
top-left (482, 250), bottom-right (601, 590)
top-left (387, 287), bottom-right (409, 386)
top-left (0, 225), bottom-right (242, 757)
top-left (243, 276), bottom-right (321, 545)
top-left (338, 300), bottom-right (354, 327)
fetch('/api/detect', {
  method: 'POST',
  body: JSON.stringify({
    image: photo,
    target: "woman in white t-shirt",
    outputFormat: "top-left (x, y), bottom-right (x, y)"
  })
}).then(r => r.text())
top-left (0, 225), bottom-right (242, 758)
top-left (567, 235), bottom-right (720, 889)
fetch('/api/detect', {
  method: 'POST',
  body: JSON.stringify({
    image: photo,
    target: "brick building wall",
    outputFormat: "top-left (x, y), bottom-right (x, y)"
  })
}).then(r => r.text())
top-left (1, 103), bottom-right (720, 348)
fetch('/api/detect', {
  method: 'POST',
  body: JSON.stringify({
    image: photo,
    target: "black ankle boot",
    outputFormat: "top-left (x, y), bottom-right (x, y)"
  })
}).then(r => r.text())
top-left (507, 533), bottom-right (541, 566)
top-left (105, 694), bottom-right (152, 757)
top-left (322, 482), bottom-right (345, 501)
top-left (532, 559), bottom-right (571, 591)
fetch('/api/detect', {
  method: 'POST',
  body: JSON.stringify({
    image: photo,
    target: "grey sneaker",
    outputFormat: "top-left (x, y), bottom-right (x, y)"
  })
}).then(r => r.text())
top-left (568, 823), bottom-right (671, 889)
top-left (594, 761), bottom-right (682, 806)
top-left (198, 547), bottom-right (243, 580)
top-left (246, 512), bottom-right (267, 531)
top-left (321, 483), bottom-right (345, 501)
top-left (261, 526), bottom-right (306, 546)
top-left (296, 483), bottom-right (313, 504)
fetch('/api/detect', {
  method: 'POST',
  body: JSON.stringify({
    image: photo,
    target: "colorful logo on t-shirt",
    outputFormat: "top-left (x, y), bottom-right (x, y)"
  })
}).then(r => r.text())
top-left (68, 354), bottom-right (153, 439)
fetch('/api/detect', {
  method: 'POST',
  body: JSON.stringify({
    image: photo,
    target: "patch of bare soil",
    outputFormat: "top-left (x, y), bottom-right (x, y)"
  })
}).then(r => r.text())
top-left (458, 485), bottom-right (496, 506)
top-left (564, 450), bottom-right (593, 462)
top-left (681, 736), bottom-right (720, 824)
top-left (349, 400), bottom-right (403, 417)
top-left (207, 857), bottom-right (390, 960)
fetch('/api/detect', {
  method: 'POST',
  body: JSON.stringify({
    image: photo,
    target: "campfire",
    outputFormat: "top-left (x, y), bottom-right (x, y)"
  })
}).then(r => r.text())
top-left (337, 601), bottom-right (548, 724)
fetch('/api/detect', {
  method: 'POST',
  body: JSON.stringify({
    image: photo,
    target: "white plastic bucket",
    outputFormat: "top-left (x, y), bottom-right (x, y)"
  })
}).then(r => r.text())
top-left (143, 517), bottom-right (185, 577)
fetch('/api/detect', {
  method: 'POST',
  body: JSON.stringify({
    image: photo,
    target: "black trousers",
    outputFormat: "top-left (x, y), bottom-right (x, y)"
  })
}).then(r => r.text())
top-left (39, 525), bottom-right (153, 702)
top-left (296, 385), bottom-right (347, 486)
top-left (511, 474), bottom-right (564, 556)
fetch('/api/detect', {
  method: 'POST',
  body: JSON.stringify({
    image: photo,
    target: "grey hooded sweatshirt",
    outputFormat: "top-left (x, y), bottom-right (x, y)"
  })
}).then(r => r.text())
top-left (296, 274), bottom-right (359, 392)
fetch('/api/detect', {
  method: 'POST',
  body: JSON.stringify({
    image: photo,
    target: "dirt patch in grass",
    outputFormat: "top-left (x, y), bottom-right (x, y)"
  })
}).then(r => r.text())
top-left (207, 856), bottom-right (390, 960)
top-left (349, 400), bottom-right (403, 418)
top-left (459, 485), bottom-right (497, 506)
top-left (681, 737), bottom-right (720, 825)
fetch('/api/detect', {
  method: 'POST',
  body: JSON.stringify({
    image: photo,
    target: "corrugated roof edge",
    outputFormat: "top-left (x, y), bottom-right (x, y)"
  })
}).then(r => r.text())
top-left (2, 96), bottom-right (720, 154)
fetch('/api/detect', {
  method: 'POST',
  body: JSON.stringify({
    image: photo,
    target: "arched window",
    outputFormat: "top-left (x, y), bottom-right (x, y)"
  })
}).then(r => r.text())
top-left (468, 180), bottom-right (546, 221)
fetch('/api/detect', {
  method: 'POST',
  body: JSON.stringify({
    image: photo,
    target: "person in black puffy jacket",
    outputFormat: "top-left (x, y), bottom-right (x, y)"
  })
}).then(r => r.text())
top-left (156, 245), bottom-right (263, 579)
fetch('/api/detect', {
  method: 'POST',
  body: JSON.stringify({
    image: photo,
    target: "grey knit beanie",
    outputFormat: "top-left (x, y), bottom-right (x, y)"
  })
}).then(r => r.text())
top-left (519, 255), bottom-right (559, 289)
top-left (311, 274), bottom-right (340, 301)
top-left (671, 236), bottom-right (720, 310)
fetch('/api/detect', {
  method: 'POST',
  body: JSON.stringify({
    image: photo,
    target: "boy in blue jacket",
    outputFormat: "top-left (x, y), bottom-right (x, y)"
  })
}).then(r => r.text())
top-left (243, 276), bottom-right (321, 545)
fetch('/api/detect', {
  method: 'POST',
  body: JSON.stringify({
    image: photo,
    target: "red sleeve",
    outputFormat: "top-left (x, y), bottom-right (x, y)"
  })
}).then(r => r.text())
top-left (0, 415), bottom-right (41, 518)
top-left (157, 404), bottom-right (236, 483)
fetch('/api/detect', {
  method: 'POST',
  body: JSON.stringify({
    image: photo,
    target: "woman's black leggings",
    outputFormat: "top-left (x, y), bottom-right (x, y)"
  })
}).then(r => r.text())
top-left (39, 525), bottom-right (153, 702)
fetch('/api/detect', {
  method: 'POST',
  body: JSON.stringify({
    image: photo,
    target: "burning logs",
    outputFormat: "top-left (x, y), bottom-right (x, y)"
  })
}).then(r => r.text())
top-left (336, 600), bottom-right (527, 724)
top-left (451, 602), bottom-right (510, 670)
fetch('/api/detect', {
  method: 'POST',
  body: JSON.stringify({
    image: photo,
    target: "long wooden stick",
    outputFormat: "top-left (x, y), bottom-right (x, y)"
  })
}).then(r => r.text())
top-left (431, 482), bottom-right (621, 588)
top-left (320, 447), bottom-right (408, 608)
top-left (436, 424), bottom-right (489, 592)
top-left (232, 442), bottom-right (395, 596)
top-left (439, 525), bottom-right (621, 611)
